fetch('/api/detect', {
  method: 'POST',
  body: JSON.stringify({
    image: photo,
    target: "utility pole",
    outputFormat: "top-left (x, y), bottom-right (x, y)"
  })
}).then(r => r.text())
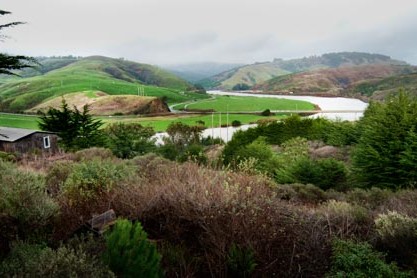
top-left (211, 112), bottom-right (214, 145)
top-left (137, 86), bottom-right (145, 96)
top-left (226, 104), bottom-right (229, 142)
top-left (219, 112), bottom-right (222, 140)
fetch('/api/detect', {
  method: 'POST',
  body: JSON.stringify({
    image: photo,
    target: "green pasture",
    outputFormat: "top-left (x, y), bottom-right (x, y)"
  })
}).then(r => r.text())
top-left (102, 113), bottom-right (287, 132)
top-left (173, 95), bottom-right (315, 112)
top-left (0, 113), bottom-right (288, 132)
top-left (0, 114), bottom-right (41, 129)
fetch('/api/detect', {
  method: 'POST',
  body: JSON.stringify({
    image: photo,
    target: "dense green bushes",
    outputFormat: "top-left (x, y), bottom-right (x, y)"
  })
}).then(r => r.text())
top-left (222, 115), bottom-right (356, 170)
top-left (353, 91), bottom-right (417, 189)
top-left (104, 123), bottom-right (156, 159)
top-left (286, 157), bottom-right (347, 190)
top-left (327, 239), bottom-right (413, 277)
top-left (63, 159), bottom-right (134, 201)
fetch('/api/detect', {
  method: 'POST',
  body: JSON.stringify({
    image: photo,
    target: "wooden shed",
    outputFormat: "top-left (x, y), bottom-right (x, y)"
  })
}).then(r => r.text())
top-left (0, 127), bottom-right (59, 155)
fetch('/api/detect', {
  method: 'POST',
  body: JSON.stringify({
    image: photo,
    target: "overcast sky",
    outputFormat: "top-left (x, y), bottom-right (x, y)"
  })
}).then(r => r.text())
top-left (2, 0), bottom-right (417, 65)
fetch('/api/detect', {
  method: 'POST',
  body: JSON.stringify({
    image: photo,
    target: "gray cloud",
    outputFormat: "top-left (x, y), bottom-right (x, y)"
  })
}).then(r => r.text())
top-left (2, 0), bottom-right (417, 65)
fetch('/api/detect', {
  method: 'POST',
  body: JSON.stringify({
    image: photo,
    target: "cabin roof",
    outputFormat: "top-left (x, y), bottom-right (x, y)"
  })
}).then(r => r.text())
top-left (0, 127), bottom-right (51, 143)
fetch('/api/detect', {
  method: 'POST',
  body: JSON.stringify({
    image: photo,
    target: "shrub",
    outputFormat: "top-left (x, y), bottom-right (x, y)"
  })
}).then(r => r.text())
top-left (227, 243), bottom-right (257, 278)
top-left (326, 239), bottom-right (413, 278)
top-left (261, 109), bottom-right (272, 116)
top-left (201, 136), bottom-right (224, 146)
top-left (375, 211), bottom-right (417, 268)
top-left (164, 122), bottom-right (203, 148)
top-left (178, 144), bottom-right (208, 165)
top-left (0, 151), bottom-right (16, 162)
top-left (345, 187), bottom-right (393, 209)
top-left (0, 160), bottom-right (58, 236)
top-left (158, 143), bottom-right (180, 160)
top-left (231, 120), bottom-right (242, 127)
top-left (232, 83), bottom-right (251, 91)
top-left (235, 136), bottom-right (280, 176)
top-left (103, 219), bottom-right (163, 278)
top-left (160, 241), bottom-right (200, 277)
top-left (63, 159), bottom-right (134, 201)
top-left (0, 241), bottom-right (114, 277)
top-left (289, 158), bottom-right (347, 190)
top-left (45, 160), bottom-right (74, 197)
top-left (320, 200), bottom-right (370, 238)
top-left (72, 147), bottom-right (115, 162)
top-left (275, 183), bottom-right (327, 204)
top-left (104, 123), bottom-right (156, 159)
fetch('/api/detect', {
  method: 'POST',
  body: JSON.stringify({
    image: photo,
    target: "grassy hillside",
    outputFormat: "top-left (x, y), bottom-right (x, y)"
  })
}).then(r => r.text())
top-left (257, 64), bottom-right (417, 96)
top-left (218, 63), bottom-right (290, 89)
top-left (0, 56), bottom-right (208, 112)
top-left (203, 52), bottom-right (407, 90)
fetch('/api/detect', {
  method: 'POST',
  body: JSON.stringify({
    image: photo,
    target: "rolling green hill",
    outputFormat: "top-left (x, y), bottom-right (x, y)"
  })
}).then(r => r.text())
top-left (202, 52), bottom-right (407, 90)
top-left (0, 56), bottom-right (208, 112)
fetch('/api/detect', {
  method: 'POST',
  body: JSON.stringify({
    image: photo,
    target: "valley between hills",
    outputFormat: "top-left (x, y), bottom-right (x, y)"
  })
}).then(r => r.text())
top-left (0, 52), bottom-right (416, 131)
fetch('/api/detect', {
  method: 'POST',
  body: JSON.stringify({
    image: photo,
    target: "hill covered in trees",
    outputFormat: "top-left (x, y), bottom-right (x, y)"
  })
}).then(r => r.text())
top-left (201, 52), bottom-right (408, 90)
top-left (256, 64), bottom-right (417, 98)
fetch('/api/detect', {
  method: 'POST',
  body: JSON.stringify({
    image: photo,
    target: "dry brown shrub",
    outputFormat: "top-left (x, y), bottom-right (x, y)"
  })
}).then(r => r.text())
top-left (317, 200), bottom-right (374, 240)
top-left (378, 190), bottom-right (417, 218)
top-left (72, 147), bottom-right (115, 162)
top-left (275, 183), bottom-right (327, 205)
top-left (110, 156), bottom-right (333, 277)
top-left (52, 154), bottom-right (335, 276)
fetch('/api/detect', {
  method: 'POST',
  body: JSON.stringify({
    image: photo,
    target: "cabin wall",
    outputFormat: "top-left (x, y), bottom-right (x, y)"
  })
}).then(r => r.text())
top-left (0, 133), bottom-right (59, 155)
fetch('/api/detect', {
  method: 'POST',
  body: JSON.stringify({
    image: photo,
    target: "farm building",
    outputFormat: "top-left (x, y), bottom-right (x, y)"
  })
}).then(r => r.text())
top-left (0, 127), bottom-right (59, 155)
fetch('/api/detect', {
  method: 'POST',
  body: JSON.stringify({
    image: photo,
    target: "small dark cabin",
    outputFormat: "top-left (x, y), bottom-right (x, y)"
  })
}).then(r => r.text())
top-left (0, 127), bottom-right (59, 155)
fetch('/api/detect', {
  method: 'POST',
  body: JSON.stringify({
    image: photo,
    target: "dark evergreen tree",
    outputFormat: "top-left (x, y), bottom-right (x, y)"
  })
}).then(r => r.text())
top-left (38, 100), bottom-right (104, 150)
top-left (103, 219), bottom-right (163, 278)
top-left (0, 10), bottom-right (36, 75)
top-left (353, 90), bottom-right (417, 189)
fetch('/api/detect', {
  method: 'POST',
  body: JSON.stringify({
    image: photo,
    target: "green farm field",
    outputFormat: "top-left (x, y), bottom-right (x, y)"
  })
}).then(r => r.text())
top-left (0, 112), bottom-right (287, 132)
top-left (173, 95), bottom-right (315, 112)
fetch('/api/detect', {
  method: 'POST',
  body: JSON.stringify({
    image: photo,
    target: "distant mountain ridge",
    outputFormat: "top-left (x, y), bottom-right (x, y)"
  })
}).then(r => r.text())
top-left (202, 52), bottom-right (407, 90)
top-left (162, 62), bottom-right (244, 83)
